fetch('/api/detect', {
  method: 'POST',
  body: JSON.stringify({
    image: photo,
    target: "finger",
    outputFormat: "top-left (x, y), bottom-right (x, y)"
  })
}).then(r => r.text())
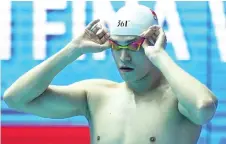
top-left (153, 33), bottom-right (159, 39)
top-left (85, 29), bottom-right (95, 38)
top-left (150, 25), bottom-right (160, 31)
top-left (140, 29), bottom-right (155, 38)
top-left (104, 32), bottom-right (110, 39)
top-left (101, 33), bottom-right (111, 44)
top-left (140, 25), bottom-right (160, 37)
top-left (86, 19), bottom-right (100, 30)
top-left (151, 35), bottom-right (157, 42)
top-left (89, 34), bottom-right (102, 44)
top-left (154, 30), bottom-right (160, 37)
top-left (98, 32), bottom-right (110, 43)
top-left (153, 26), bottom-right (163, 38)
top-left (97, 29), bottom-right (105, 38)
top-left (98, 20), bottom-right (110, 38)
top-left (148, 25), bottom-right (160, 32)
top-left (143, 26), bottom-right (159, 38)
top-left (142, 30), bottom-right (154, 38)
top-left (142, 39), bottom-right (150, 49)
top-left (146, 25), bottom-right (159, 31)
top-left (92, 25), bottom-right (101, 34)
top-left (100, 36), bottom-right (107, 44)
top-left (157, 28), bottom-right (164, 40)
top-left (159, 27), bottom-right (165, 34)
top-left (155, 28), bottom-right (166, 46)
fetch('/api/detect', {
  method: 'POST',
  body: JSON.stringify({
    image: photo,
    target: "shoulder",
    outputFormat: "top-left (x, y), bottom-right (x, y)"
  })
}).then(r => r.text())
top-left (76, 79), bottom-right (120, 112)
top-left (69, 79), bottom-right (118, 87)
top-left (86, 79), bottom-right (119, 87)
top-left (79, 79), bottom-right (118, 87)
top-left (68, 78), bottom-right (119, 94)
top-left (160, 83), bottom-right (178, 103)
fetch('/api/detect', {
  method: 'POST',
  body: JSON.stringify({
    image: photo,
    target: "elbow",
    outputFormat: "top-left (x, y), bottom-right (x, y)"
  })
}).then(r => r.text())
top-left (195, 97), bottom-right (218, 125)
top-left (3, 90), bottom-right (19, 109)
top-left (3, 90), bottom-right (12, 105)
top-left (3, 97), bottom-right (15, 109)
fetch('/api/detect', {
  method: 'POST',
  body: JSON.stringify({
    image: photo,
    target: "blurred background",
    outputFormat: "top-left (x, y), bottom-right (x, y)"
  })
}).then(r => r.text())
top-left (1, 0), bottom-right (226, 144)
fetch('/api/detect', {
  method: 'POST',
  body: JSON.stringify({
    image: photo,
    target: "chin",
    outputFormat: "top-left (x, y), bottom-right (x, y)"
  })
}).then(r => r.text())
top-left (123, 78), bottom-right (135, 82)
top-left (120, 74), bottom-right (135, 82)
top-left (121, 74), bottom-right (144, 83)
top-left (119, 69), bottom-right (150, 82)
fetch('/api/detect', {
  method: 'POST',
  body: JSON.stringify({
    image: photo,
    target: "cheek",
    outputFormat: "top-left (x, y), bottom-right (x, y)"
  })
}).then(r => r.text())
top-left (133, 56), bottom-right (151, 70)
top-left (112, 51), bottom-right (121, 64)
top-left (111, 50), bottom-right (117, 59)
top-left (131, 51), bottom-right (148, 64)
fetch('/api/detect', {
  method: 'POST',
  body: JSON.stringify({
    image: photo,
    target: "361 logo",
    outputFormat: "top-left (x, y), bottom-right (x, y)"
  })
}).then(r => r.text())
top-left (117, 20), bottom-right (130, 27)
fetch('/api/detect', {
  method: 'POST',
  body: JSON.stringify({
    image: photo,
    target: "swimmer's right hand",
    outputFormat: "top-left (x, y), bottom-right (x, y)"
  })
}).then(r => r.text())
top-left (72, 19), bottom-right (111, 54)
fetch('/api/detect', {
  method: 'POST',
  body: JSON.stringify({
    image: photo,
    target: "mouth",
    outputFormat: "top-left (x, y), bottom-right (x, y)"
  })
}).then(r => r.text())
top-left (119, 66), bottom-right (134, 72)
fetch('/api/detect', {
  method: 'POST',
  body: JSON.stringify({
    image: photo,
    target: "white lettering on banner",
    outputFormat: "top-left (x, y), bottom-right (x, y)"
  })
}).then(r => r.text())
top-left (155, 0), bottom-right (190, 60)
top-left (72, 0), bottom-right (86, 60)
top-left (1, 1), bottom-right (226, 63)
top-left (0, 1), bottom-right (11, 60)
top-left (125, 0), bottom-right (139, 7)
top-left (92, 0), bottom-right (117, 60)
top-left (33, 1), bottom-right (67, 60)
top-left (209, 0), bottom-right (226, 62)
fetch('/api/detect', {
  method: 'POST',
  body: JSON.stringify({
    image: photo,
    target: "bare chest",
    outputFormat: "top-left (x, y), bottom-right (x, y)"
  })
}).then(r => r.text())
top-left (88, 89), bottom-right (200, 144)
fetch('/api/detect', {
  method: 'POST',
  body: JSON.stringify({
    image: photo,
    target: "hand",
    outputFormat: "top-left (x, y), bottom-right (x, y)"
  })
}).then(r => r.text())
top-left (72, 19), bottom-right (111, 54)
top-left (141, 25), bottom-right (167, 59)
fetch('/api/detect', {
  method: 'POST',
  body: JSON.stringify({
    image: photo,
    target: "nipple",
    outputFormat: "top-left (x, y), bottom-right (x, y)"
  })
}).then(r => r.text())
top-left (149, 137), bottom-right (156, 142)
top-left (97, 136), bottom-right (100, 141)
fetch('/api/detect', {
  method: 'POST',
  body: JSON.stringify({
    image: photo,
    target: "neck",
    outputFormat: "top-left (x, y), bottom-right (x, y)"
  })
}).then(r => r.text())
top-left (125, 71), bottom-right (165, 95)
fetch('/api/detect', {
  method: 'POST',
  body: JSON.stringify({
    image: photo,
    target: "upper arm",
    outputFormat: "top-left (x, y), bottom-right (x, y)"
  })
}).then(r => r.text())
top-left (14, 80), bottom-right (94, 119)
top-left (12, 79), bottom-right (116, 119)
top-left (178, 102), bottom-right (200, 124)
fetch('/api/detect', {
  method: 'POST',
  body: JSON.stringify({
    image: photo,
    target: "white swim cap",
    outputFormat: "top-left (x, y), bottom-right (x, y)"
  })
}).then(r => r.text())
top-left (109, 4), bottom-right (158, 36)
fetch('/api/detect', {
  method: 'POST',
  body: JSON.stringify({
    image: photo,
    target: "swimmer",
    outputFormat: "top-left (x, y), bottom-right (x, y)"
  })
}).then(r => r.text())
top-left (3, 4), bottom-right (218, 144)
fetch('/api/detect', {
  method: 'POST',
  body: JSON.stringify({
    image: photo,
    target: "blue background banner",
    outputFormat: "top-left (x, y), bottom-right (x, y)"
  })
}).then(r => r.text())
top-left (1, 1), bottom-right (226, 144)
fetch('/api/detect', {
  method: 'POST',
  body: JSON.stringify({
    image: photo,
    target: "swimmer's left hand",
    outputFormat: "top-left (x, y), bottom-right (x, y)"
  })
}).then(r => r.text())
top-left (141, 25), bottom-right (167, 61)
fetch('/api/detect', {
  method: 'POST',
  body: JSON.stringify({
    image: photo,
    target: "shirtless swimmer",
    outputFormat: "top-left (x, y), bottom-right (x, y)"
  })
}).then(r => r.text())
top-left (4, 4), bottom-right (218, 144)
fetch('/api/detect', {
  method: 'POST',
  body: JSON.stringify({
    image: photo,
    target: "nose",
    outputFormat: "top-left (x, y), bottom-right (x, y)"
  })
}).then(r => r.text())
top-left (120, 49), bottom-right (131, 62)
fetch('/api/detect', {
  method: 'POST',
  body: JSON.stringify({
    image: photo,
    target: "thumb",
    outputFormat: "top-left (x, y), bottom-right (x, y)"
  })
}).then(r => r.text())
top-left (142, 39), bottom-right (154, 49)
top-left (142, 39), bottom-right (149, 49)
top-left (155, 28), bottom-right (166, 48)
top-left (83, 40), bottom-right (100, 48)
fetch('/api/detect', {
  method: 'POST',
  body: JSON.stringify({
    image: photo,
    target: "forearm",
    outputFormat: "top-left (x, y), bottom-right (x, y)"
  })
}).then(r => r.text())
top-left (151, 50), bottom-right (217, 113)
top-left (4, 41), bottom-right (82, 104)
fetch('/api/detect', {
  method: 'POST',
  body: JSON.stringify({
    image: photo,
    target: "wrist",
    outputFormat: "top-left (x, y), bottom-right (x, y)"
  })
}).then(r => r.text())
top-left (62, 42), bottom-right (83, 62)
top-left (147, 48), bottom-right (166, 66)
top-left (151, 50), bottom-right (177, 74)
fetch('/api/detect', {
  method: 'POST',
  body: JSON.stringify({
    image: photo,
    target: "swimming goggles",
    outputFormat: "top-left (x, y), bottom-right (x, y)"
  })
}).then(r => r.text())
top-left (109, 37), bottom-right (145, 51)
